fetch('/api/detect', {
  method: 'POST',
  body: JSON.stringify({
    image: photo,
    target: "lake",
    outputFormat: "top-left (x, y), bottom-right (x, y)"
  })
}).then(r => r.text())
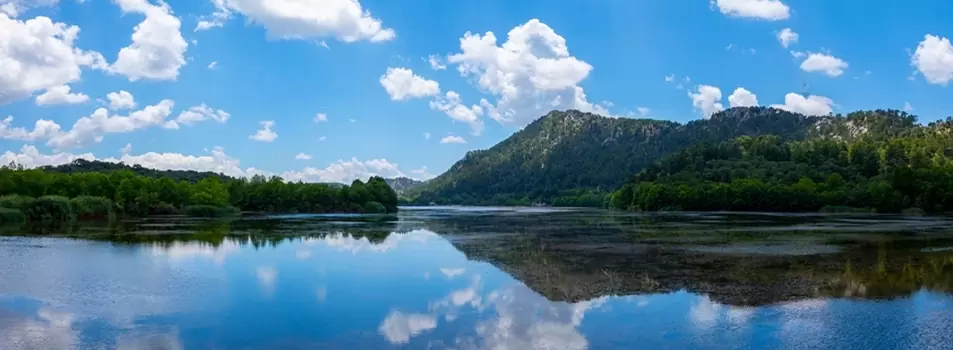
top-left (1, 207), bottom-right (952, 349)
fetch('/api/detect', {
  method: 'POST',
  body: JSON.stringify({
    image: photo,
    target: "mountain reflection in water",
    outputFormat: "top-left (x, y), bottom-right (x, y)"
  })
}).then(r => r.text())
top-left (1, 208), bottom-right (952, 349)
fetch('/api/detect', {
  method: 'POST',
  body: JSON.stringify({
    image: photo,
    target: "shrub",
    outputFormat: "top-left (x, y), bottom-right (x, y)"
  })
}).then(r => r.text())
top-left (69, 196), bottom-right (115, 221)
top-left (0, 195), bottom-right (36, 211)
top-left (362, 201), bottom-right (387, 214)
top-left (0, 208), bottom-right (26, 225)
top-left (184, 205), bottom-right (240, 218)
top-left (28, 195), bottom-right (74, 222)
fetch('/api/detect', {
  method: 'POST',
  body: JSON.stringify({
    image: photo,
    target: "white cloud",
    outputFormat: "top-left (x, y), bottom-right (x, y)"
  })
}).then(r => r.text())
top-left (318, 136), bottom-right (326, 141)
top-left (106, 90), bottom-right (136, 110)
top-left (800, 53), bottom-right (848, 77)
top-left (409, 166), bottom-right (435, 180)
top-left (777, 28), bottom-right (798, 48)
top-left (0, 116), bottom-right (61, 141)
top-left (636, 107), bottom-right (650, 116)
top-left (447, 19), bottom-right (614, 126)
top-left (255, 266), bottom-right (277, 293)
top-left (295, 152), bottom-right (311, 160)
top-left (440, 268), bottom-right (465, 279)
top-left (689, 85), bottom-right (724, 118)
top-left (711, 0), bottom-right (790, 20)
top-left (790, 50), bottom-right (806, 59)
top-left (314, 112), bottom-right (328, 122)
top-left (770, 93), bottom-right (834, 116)
top-left (207, 61), bottom-right (218, 69)
top-left (423, 132), bottom-right (430, 140)
top-left (249, 120), bottom-right (277, 142)
top-left (904, 101), bottom-right (914, 112)
top-left (207, 0), bottom-right (395, 42)
top-left (47, 100), bottom-right (177, 149)
top-left (380, 67), bottom-right (441, 101)
top-left (282, 157), bottom-right (406, 183)
top-left (727, 87), bottom-right (758, 107)
top-left (195, 0), bottom-right (230, 31)
top-left (35, 85), bottom-right (89, 105)
top-left (109, 0), bottom-right (188, 81)
top-left (664, 74), bottom-right (676, 83)
top-left (0, 3), bottom-right (18, 17)
top-left (175, 104), bottom-right (230, 125)
top-left (440, 135), bottom-right (466, 144)
top-left (0, 145), bottom-right (95, 168)
top-left (0, 13), bottom-right (106, 104)
top-left (379, 311), bottom-right (436, 344)
top-left (428, 54), bottom-right (446, 70)
top-left (429, 91), bottom-right (485, 135)
top-left (911, 34), bottom-right (953, 85)
top-left (120, 143), bottom-right (132, 154)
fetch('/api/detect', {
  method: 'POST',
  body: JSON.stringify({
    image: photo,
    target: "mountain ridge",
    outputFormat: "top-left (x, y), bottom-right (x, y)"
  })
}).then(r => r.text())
top-left (408, 106), bottom-right (923, 205)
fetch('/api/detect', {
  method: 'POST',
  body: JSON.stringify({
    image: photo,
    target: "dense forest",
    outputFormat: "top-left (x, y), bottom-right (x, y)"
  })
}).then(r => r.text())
top-left (405, 107), bottom-right (944, 206)
top-left (407, 107), bottom-right (927, 206)
top-left (0, 161), bottom-right (399, 224)
top-left (609, 115), bottom-right (953, 213)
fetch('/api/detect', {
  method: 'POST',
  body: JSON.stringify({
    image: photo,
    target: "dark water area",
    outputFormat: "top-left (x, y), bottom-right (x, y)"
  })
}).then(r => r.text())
top-left (1, 207), bottom-right (953, 349)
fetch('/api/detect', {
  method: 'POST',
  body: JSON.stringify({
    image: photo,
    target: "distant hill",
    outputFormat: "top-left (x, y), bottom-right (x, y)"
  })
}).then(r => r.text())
top-left (385, 177), bottom-right (424, 194)
top-left (407, 107), bottom-right (922, 206)
top-left (41, 159), bottom-right (231, 183)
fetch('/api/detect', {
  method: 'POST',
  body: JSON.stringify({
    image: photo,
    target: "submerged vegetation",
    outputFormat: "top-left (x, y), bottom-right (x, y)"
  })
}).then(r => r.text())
top-left (0, 163), bottom-right (399, 223)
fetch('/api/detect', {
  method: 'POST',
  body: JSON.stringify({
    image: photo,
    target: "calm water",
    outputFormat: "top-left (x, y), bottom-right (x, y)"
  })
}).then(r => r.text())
top-left (2, 207), bottom-right (953, 349)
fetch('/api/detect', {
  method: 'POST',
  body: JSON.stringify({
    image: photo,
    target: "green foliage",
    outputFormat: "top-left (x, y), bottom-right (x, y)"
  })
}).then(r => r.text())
top-left (0, 208), bottom-right (26, 225)
top-left (408, 107), bottom-right (924, 206)
top-left (610, 128), bottom-right (953, 213)
top-left (362, 201), bottom-right (387, 214)
top-left (0, 163), bottom-right (401, 222)
top-left (184, 205), bottom-right (240, 218)
top-left (69, 196), bottom-right (115, 221)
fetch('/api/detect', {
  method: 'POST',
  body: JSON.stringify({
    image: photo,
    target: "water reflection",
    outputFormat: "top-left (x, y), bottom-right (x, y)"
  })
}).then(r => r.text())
top-left (0, 209), bottom-right (952, 348)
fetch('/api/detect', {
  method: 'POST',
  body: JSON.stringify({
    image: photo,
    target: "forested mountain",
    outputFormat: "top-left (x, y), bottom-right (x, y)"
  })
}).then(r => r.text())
top-left (408, 107), bottom-right (923, 206)
top-left (385, 177), bottom-right (424, 194)
top-left (41, 159), bottom-right (230, 183)
top-left (609, 118), bottom-right (953, 213)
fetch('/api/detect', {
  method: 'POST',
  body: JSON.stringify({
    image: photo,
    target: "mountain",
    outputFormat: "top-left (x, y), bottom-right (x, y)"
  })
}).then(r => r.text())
top-left (39, 159), bottom-right (231, 183)
top-left (385, 177), bottom-right (424, 194)
top-left (408, 107), bottom-right (923, 206)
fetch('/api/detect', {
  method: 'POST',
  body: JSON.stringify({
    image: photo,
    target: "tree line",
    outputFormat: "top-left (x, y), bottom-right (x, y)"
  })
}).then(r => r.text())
top-left (0, 162), bottom-right (398, 224)
top-left (609, 127), bottom-right (953, 213)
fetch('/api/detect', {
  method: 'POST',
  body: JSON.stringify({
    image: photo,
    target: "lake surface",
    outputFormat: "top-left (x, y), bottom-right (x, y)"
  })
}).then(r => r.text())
top-left (2, 207), bottom-right (953, 349)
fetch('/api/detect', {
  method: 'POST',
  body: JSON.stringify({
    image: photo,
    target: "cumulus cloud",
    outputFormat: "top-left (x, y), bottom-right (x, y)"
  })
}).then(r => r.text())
top-left (800, 53), bottom-right (848, 77)
top-left (428, 54), bottom-right (446, 70)
top-left (201, 0), bottom-right (394, 42)
top-left (109, 0), bottom-right (188, 81)
top-left (728, 87), bottom-right (758, 107)
top-left (106, 90), bottom-right (136, 110)
top-left (911, 34), bottom-right (953, 85)
top-left (120, 143), bottom-right (132, 154)
top-left (711, 0), bottom-right (790, 21)
top-left (777, 28), bottom-right (798, 48)
top-left (295, 152), bottom-right (311, 160)
top-left (0, 116), bottom-right (61, 141)
top-left (35, 85), bottom-right (88, 105)
top-left (314, 112), bottom-right (328, 122)
top-left (379, 311), bottom-right (437, 344)
top-left (0, 13), bottom-right (106, 104)
top-left (770, 93), bottom-right (834, 116)
top-left (689, 85), bottom-right (724, 118)
top-left (47, 100), bottom-right (177, 149)
top-left (380, 67), bottom-right (441, 101)
top-left (409, 166), bottom-right (435, 181)
top-left (207, 61), bottom-right (218, 69)
top-left (174, 104), bottom-right (230, 125)
top-left (249, 120), bottom-right (277, 142)
top-left (282, 157), bottom-right (406, 183)
top-left (447, 19), bottom-right (614, 126)
top-left (429, 91), bottom-right (485, 135)
top-left (440, 135), bottom-right (466, 144)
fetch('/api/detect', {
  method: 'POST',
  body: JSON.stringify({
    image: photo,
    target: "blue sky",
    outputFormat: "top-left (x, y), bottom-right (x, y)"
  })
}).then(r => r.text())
top-left (1, 0), bottom-right (952, 183)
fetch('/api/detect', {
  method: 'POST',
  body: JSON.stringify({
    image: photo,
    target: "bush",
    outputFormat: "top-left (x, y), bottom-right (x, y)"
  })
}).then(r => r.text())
top-left (28, 195), bottom-right (74, 222)
top-left (362, 201), bottom-right (387, 214)
top-left (184, 205), bottom-right (240, 218)
top-left (0, 195), bottom-right (36, 211)
top-left (0, 208), bottom-right (26, 225)
top-left (69, 196), bottom-right (115, 221)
